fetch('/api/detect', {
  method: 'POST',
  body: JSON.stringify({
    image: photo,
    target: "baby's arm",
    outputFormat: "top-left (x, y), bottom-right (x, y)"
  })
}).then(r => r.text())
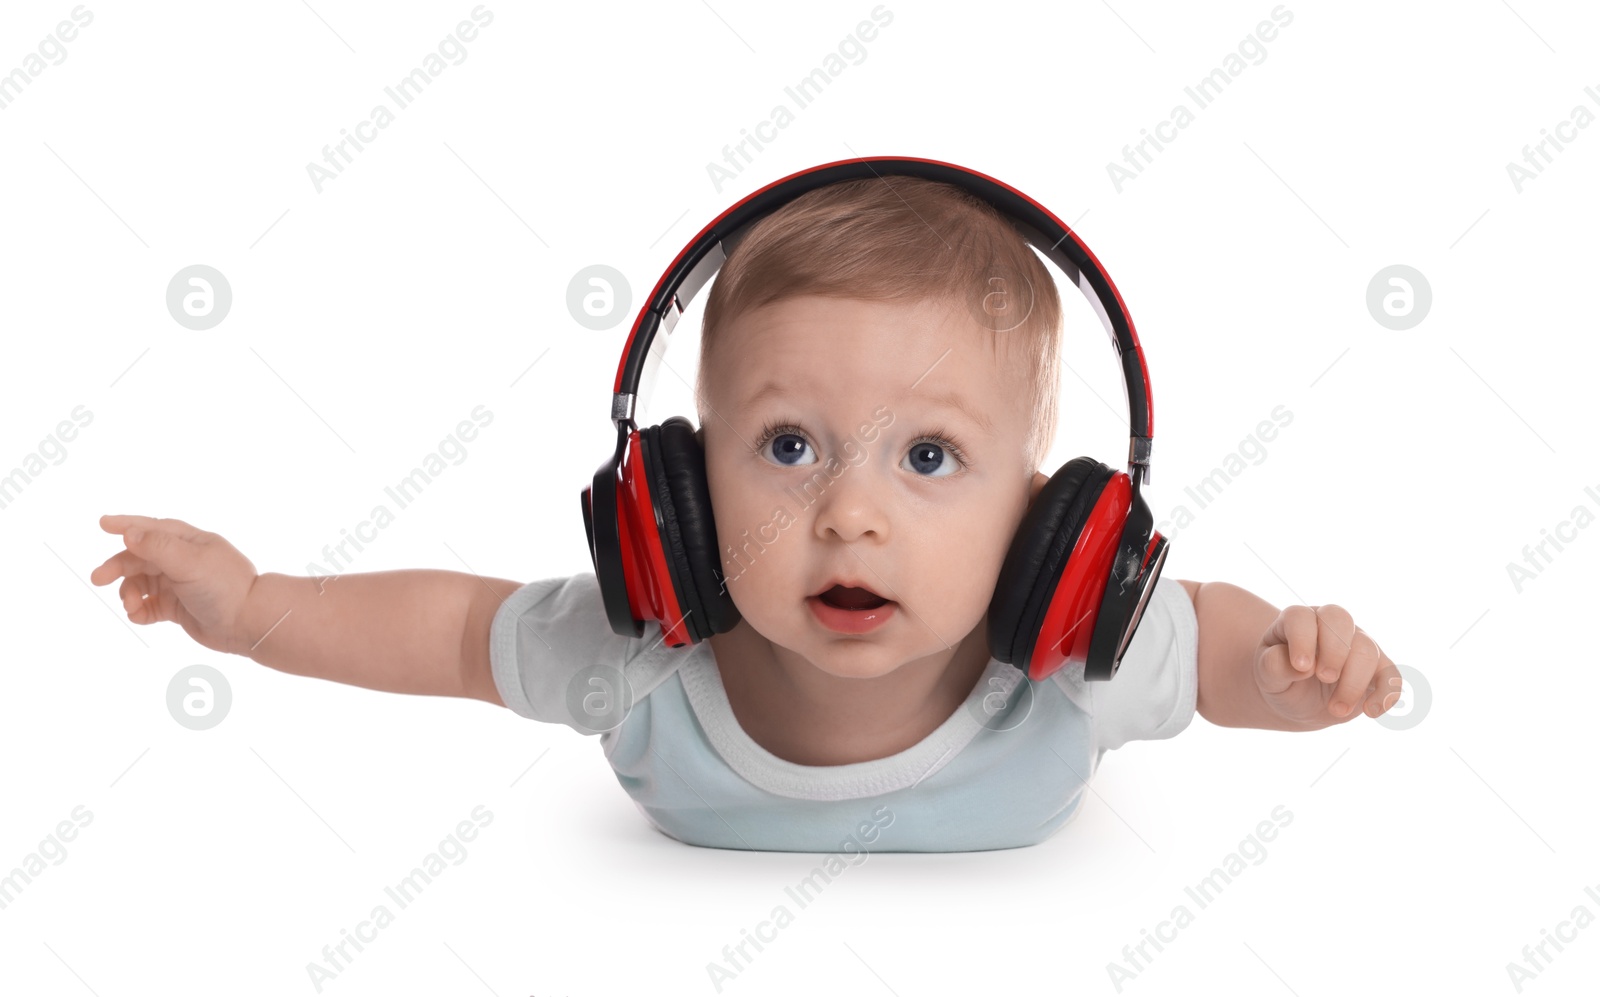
top-left (1177, 579), bottom-right (1402, 731)
top-left (240, 570), bottom-right (518, 705)
top-left (91, 514), bottom-right (517, 706)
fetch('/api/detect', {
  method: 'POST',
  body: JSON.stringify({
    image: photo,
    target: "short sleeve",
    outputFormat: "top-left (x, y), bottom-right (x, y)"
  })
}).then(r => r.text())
top-left (1084, 576), bottom-right (1199, 752)
top-left (489, 572), bottom-right (666, 734)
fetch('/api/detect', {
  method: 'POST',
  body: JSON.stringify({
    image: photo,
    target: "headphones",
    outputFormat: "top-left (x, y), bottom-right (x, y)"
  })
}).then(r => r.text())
top-left (582, 156), bottom-right (1169, 682)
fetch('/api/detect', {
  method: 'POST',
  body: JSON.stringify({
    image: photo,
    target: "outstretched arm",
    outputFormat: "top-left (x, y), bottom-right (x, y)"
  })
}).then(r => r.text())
top-left (92, 513), bottom-right (520, 705)
top-left (237, 569), bottom-right (519, 704)
top-left (1175, 579), bottom-right (1403, 731)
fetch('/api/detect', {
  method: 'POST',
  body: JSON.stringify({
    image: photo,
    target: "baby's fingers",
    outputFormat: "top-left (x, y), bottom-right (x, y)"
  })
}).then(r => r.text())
top-left (99, 514), bottom-right (205, 542)
top-left (90, 549), bottom-right (156, 586)
top-left (1364, 654), bottom-right (1405, 718)
top-left (1256, 641), bottom-right (1312, 695)
top-left (100, 513), bottom-right (153, 535)
top-left (1329, 629), bottom-right (1381, 718)
top-left (117, 575), bottom-right (152, 622)
top-left (116, 521), bottom-right (209, 582)
top-left (1256, 606), bottom-right (1318, 694)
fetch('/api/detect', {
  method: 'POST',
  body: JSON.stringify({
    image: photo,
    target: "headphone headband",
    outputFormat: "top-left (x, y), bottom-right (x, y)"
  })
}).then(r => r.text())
top-left (608, 155), bottom-right (1155, 485)
top-left (586, 156), bottom-right (1170, 674)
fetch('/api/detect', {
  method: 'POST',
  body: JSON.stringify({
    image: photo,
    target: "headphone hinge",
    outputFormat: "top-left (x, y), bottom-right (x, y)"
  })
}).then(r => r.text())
top-left (611, 391), bottom-right (636, 428)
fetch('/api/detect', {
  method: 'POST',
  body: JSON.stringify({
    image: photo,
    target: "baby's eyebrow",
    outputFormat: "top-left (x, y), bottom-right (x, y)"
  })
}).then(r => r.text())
top-left (739, 380), bottom-right (994, 435)
top-left (912, 388), bottom-right (995, 435)
top-left (738, 381), bottom-right (789, 410)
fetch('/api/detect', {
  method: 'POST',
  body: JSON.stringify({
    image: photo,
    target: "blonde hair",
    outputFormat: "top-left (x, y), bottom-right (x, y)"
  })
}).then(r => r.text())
top-left (693, 175), bottom-right (1063, 472)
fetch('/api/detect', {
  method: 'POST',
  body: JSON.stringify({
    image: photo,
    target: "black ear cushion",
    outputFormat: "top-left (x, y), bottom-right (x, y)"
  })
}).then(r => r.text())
top-left (645, 416), bottom-right (741, 640)
top-left (988, 457), bottom-right (1115, 667)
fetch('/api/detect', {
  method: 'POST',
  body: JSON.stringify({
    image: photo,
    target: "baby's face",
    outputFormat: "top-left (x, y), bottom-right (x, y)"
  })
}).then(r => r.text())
top-left (699, 294), bottom-right (1040, 680)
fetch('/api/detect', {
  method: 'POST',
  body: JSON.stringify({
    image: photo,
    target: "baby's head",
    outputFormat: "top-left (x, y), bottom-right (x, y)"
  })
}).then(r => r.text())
top-left (693, 175), bottom-right (1063, 679)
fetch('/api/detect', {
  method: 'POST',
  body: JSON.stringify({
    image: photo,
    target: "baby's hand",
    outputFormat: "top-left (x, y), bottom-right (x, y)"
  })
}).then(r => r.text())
top-left (1254, 603), bottom-right (1402, 727)
top-left (89, 515), bottom-right (259, 654)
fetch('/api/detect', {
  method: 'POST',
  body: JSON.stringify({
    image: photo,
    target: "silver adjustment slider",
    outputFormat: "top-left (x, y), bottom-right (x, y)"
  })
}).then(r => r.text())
top-left (659, 294), bottom-right (684, 336)
top-left (1128, 436), bottom-right (1152, 486)
top-left (612, 391), bottom-right (636, 427)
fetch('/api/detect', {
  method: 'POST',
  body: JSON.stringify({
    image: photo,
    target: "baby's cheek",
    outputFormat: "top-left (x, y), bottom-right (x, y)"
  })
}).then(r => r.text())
top-left (966, 524), bottom-right (1018, 599)
top-left (920, 521), bottom-right (1007, 612)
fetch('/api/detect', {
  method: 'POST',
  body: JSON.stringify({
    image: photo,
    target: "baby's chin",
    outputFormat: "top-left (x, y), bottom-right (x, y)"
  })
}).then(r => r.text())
top-left (795, 647), bottom-right (917, 681)
top-left (772, 623), bottom-right (985, 682)
top-left (728, 613), bottom-right (897, 676)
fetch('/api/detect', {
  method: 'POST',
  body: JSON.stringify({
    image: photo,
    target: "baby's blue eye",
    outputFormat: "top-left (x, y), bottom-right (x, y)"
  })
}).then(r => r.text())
top-left (765, 433), bottom-right (814, 466)
top-left (902, 441), bottom-right (957, 478)
top-left (757, 428), bottom-right (963, 478)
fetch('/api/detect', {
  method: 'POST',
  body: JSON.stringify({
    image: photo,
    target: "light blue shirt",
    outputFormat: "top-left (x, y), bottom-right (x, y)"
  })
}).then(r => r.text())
top-left (490, 572), bottom-right (1197, 853)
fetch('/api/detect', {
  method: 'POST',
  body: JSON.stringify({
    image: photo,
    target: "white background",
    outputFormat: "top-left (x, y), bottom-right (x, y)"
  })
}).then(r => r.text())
top-left (2, 0), bottom-right (1596, 994)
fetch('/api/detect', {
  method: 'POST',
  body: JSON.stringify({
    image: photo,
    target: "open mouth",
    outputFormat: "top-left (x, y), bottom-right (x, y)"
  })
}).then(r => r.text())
top-left (813, 583), bottom-right (892, 611)
top-left (807, 582), bottom-right (897, 635)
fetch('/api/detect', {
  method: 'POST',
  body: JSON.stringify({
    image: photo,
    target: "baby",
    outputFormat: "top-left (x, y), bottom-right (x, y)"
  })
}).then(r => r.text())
top-left (90, 175), bottom-right (1403, 853)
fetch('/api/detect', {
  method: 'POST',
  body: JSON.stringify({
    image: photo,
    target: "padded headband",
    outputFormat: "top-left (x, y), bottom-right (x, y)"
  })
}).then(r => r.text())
top-left (608, 155), bottom-right (1155, 485)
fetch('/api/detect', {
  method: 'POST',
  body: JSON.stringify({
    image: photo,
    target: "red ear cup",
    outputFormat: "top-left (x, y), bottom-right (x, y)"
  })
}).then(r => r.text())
top-left (639, 416), bottom-right (740, 644)
top-left (583, 415), bottom-right (739, 649)
top-left (988, 457), bottom-right (1161, 681)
